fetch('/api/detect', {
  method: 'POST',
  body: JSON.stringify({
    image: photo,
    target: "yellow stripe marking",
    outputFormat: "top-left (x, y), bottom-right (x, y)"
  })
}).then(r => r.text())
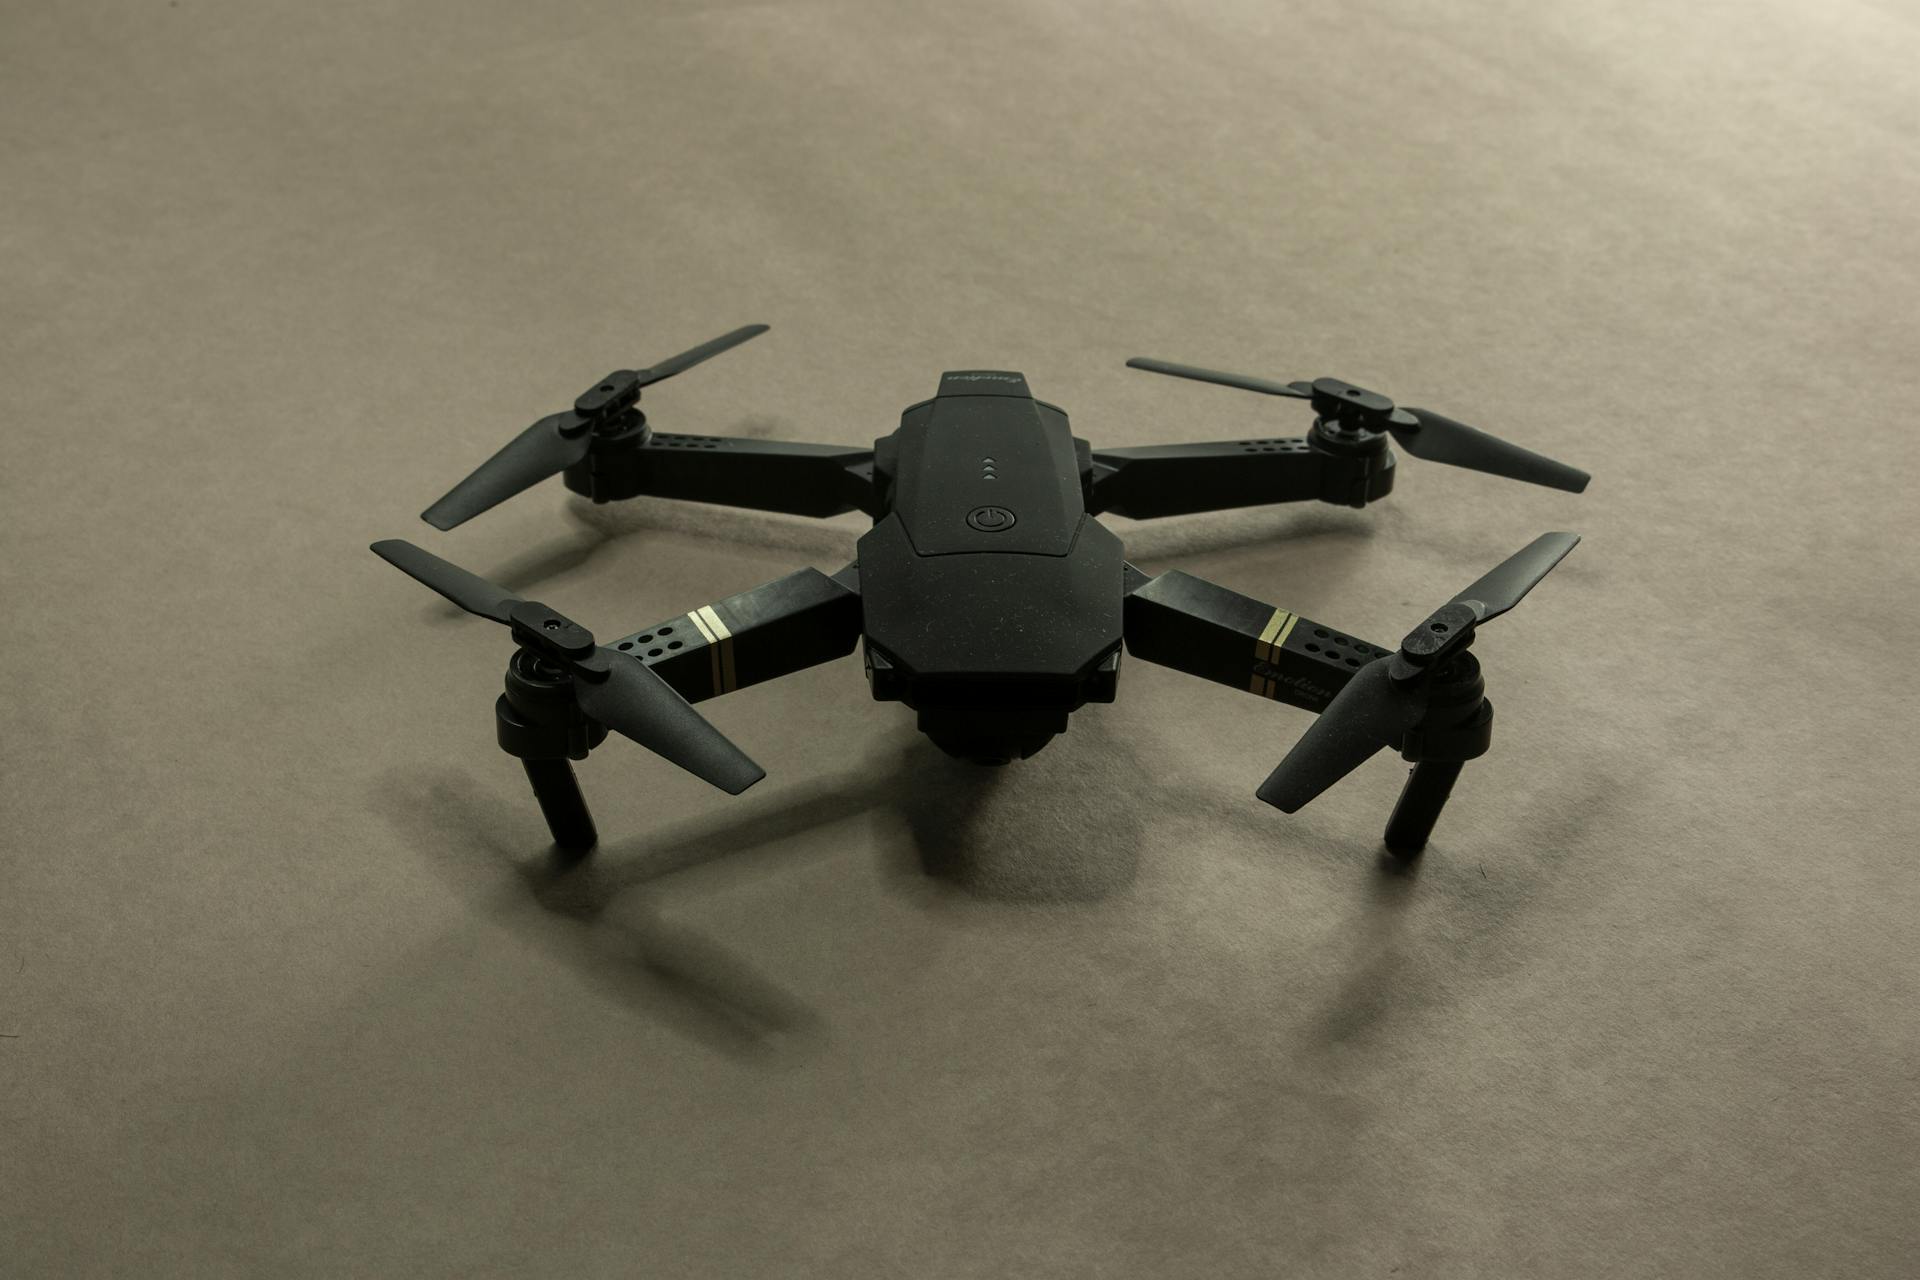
top-left (697, 605), bottom-right (736, 694)
top-left (1255, 608), bottom-right (1300, 665)
top-left (1256, 609), bottom-right (1288, 662)
top-left (1251, 608), bottom-right (1300, 699)
top-left (686, 609), bottom-right (722, 695)
top-left (1271, 612), bottom-right (1299, 657)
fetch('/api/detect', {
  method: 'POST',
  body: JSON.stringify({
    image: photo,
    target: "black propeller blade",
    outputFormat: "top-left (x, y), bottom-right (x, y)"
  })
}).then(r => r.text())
top-left (1448, 529), bottom-right (1582, 623)
top-left (1255, 660), bottom-right (1412, 814)
top-left (1126, 358), bottom-right (1590, 494)
top-left (1388, 408), bottom-right (1590, 494)
top-left (1124, 357), bottom-right (1312, 400)
top-left (1255, 532), bottom-right (1580, 813)
top-left (568, 655), bottom-right (765, 794)
top-left (367, 537), bottom-right (519, 623)
top-left (370, 539), bottom-right (765, 794)
top-left (632, 324), bottom-right (769, 387)
top-left (421, 413), bottom-right (595, 533)
top-left (422, 324), bottom-right (770, 531)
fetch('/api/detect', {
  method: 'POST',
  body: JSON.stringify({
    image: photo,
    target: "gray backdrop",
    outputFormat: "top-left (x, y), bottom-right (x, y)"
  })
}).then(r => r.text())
top-left (5, 0), bottom-right (1917, 1275)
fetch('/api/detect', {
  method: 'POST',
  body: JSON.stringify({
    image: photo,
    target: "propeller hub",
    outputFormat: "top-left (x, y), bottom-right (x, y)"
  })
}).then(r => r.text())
top-left (1397, 601), bottom-right (1479, 667)
top-left (1310, 378), bottom-right (1395, 425)
top-left (573, 370), bottom-right (643, 422)
top-left (507, 601), bottom-right (597, 662)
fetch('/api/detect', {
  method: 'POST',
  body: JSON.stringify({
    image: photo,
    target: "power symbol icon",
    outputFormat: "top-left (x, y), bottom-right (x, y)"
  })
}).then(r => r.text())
top-left (966, 505), bottom-right (1018, 533)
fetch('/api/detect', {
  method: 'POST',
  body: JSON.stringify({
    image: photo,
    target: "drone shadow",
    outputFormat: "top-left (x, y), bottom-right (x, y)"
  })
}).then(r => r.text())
top-left (379, 712), bottom-right (1621, 1063)
top-left (373, 712), bottom-right (1159, 1057)
top-left (562, 493), bottom-right (862, 567)
top-left (375, 770), bottom-right (825, 1062)
top-left (1308, 854), bottom-right (1426, 1051)
top-left (1304, 756), bottom-right (1633, 1053)
top-left (585, 713), bottom-right (1154, 907)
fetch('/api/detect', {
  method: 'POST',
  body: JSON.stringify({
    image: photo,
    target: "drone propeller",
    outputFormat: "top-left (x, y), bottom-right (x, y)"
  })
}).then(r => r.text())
top-left (370, 539), bottom-right (765, 794)
top-left (1126, 357), bottom-right (1589, 493)
top-left (1255, 531), bottom-right (1580, 813)
top-left (422, 324), bottom-right (770, 530)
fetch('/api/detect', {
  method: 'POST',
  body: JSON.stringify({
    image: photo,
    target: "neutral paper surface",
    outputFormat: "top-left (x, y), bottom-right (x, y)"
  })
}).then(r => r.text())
top-left (5, 1), bottom-right (1917, 1275)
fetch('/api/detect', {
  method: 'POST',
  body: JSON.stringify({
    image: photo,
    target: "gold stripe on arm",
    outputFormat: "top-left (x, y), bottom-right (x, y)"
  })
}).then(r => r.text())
top-left (697, 605), bottom-right (737, 693)
top-left (685, 609), bottom-right (722, 696)
top-left (1255, 608), bottom-right (1295, 664)
top-left (1271, 612), bottom-right (1299, 655)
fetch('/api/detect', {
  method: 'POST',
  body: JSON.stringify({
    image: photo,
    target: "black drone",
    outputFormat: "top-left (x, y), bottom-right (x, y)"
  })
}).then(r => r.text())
top-left (374, 325), bottom-right (1585, 857)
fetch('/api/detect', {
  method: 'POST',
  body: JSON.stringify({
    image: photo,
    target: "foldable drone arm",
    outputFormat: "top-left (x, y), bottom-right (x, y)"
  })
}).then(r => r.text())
top-left (564, 430), bottom-right (883, 519)
top-left (1121, 566), bottom-right (1389, 713)
top-left (1122, 564), bottom-right (1495, 854)
top-left (604, 563), bottom-right (864, 705)
top-left (496, 563), bottom-right (862, 851)
top-left (1087, 436), bottom-right (1393, 518)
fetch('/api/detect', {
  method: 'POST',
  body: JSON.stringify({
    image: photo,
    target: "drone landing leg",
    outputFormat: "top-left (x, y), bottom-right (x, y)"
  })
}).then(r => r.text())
top-left (1380, 652), bottom-right (1492, 857)
top-left (1382, 760), bottom-right (1464, 858)
top-left (521, 758), bottom-right (598, 851)
top-left (495, 652), bottom-right (612, 853)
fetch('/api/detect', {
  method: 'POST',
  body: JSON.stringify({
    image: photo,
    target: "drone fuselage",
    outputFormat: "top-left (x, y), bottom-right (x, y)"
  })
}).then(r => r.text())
top-left (859, 372), bottom-right (1122, 763)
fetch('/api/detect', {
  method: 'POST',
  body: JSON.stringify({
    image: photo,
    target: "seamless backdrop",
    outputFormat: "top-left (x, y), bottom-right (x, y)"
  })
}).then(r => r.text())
top-left (4, 1), bottom-right (1918, 1276)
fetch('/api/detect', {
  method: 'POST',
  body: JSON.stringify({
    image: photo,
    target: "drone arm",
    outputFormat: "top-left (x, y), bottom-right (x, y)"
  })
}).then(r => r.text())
top-left (488, 564), bottom-right (857, 852)
top-left (569, 433), bottom-right (883, 518)
top-left (1122, 567), bottom-right (1390, 713)
top-left (1126, 567), bottom-right (1502, 855)
top-left (605, 563), bottom-right (864, 705)
top-left (1087, 438), bottom-right (1391, 518)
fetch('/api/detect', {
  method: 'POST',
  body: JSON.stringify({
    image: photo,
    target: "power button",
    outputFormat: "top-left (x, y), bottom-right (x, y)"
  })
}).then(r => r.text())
top-left (965, 505), bottom-right (1018, 533)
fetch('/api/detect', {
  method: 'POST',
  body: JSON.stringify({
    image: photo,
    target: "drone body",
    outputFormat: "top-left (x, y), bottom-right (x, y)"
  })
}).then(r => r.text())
top-left (858, 370), bottom-right (1122, 763)
top-left (377, 326), bottom-right (1587, 858)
